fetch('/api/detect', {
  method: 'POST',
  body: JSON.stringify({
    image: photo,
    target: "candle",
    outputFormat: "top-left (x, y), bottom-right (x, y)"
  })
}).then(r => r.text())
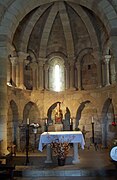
top-left (27, 118), bottom-right (30, 125)
top-left (70, 118), bottom-right (71, 124)
top-left (45, 119), bottom-right (47, 124)
top-left (92, 116), bottom-right (94, 123)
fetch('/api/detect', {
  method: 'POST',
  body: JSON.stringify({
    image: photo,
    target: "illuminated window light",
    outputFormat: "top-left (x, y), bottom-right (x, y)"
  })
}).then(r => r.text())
top-left (54, 64), bottom-right (61, 92)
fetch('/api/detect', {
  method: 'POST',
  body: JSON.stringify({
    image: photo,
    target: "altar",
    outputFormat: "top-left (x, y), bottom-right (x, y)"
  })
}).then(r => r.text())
top-left (38, 131), bottom-right (85, 164)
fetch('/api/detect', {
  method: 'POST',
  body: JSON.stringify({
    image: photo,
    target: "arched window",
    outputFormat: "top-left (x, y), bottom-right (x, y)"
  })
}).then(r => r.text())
top-left (49, 57), bottom-right (65, 92)
top-left (54, 64), bottom-right (61, 91)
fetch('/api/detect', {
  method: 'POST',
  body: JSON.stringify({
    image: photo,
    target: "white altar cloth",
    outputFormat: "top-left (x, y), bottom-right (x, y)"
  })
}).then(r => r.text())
top-left (38, 131), bottom-right (85, 152)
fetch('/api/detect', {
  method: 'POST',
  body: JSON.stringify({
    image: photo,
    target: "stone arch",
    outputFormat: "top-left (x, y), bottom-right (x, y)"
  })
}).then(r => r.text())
top-left (101, 98), bottom-right (115, 148)
top-left (76, 48), bottom-right (94, 90)
top-left (23, 101), bottom-right (40, 124)
top-left (0, 0), bottom-right (116, 45)
top-left (81, 53), bottom-right (98, 90)
top-left (78, 48), bottom-right (93, 63)
top-left (47, 101), bottom-right (68, 123)
top-left (8, 100), bottom-right (19, 146)
top-left (75, 100), bottom-right (91, 129)
top-left (47, 101), bottom-right (60, 124)
top-left (27, 49), bottom-right (37, 62)
top-left (19, 4), bottom-right (52, 52)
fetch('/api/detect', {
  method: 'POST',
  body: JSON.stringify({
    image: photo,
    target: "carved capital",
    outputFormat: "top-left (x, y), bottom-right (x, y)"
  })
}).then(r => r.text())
top-left (10, 56), bottom-right (18, 66)
top-left (18, 51), bottom-right (29, 62)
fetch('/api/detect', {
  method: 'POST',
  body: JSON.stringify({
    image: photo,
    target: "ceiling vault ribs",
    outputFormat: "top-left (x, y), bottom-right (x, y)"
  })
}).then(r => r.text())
top-left (19, 4), bottom-right (53, 52)
top-left (39, 3), bottom-right (59, 58)
top-left (68, 2), bottom-right (100, 55)
top-left (59, 1), bottom-right (74, 59)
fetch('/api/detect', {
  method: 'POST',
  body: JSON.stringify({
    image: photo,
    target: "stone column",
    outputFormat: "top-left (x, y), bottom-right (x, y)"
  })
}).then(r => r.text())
top-left (76, 61), bottom-right (82, 90)
top-left (65, 63), bottom-right (70, 89)
top-left (69, 61), bottom-right (75, 89)
top-left (72, 143), bottom-right (80, 164)
top-left (96, 61), bottom-right (102, 88)
top-left (104, 55), bottom-right (111, 86)
top-left (30, 62), bottom-right (38, 90)
top-left (18, 52), bottom-right (28, 89)
top-left (17, 110), bottom-right (24, 152)
top-left (38, 59), bottom-right (44, 90)
top-left (0, 49), bottom-right (9, 155)
top-left (44, 63), bottom-right (49, 90)
top-left (7, 59), bottom-right (12, 86)
top-left (15, 60), bottom-right (19, 87)
top-left (10, 56), bottom-right (18, 87)
top-left (45, 144), bottom-right (53, 163)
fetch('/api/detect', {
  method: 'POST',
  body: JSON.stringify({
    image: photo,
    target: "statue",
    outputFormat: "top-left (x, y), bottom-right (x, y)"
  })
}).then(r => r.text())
top-left (55, 103), bottom-right (63, 124)
top-left (63, 107), bottom-right (70, 130)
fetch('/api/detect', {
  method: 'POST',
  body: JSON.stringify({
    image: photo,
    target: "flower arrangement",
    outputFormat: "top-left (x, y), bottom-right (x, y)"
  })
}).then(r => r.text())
top-left (50, 140), bottom-right (70, 160)
top-left (30, 123), bottom-right (41, 133)
top-left (30, 123), bottom-right (40, 128)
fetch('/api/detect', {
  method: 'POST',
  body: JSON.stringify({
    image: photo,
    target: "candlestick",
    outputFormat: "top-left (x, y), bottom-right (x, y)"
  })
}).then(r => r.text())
top-left (25, 121), bottom-right (29, 165)
top-left (45, 119), bottom-right (48, 132)
top-left (92, 116), bottom-right (94, 123)
top-left (91, 117), bottom-right (95, 144)
top-left (27, 118), bottom-right (30, 125)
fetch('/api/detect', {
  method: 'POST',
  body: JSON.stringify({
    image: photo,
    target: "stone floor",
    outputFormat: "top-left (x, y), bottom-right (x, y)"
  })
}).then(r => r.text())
top-left (10, 145), bottom-right (117, 180)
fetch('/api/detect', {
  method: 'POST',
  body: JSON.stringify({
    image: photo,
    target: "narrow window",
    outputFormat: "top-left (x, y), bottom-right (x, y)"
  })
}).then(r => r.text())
top-left (88, 65), bottom-right (91, 70)
top-left (54, 64), bottom-right (61, 92)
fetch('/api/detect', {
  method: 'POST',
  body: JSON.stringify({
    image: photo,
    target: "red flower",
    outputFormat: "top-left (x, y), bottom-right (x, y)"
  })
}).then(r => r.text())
top-left (112, 121), bottom-right (116, 126)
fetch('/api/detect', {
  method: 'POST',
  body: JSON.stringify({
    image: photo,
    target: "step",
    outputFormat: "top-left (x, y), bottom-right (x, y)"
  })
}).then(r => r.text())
top-left (14, 166), bottom-right (117, 177)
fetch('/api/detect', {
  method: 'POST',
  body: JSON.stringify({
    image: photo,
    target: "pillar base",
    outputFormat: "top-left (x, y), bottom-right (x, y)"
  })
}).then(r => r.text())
top-left (68, 87), bottom-right (76, 91)
top-left (96, 85), bottom-right (102, 88)
top-left (18, 84), bottom-right (26, 89)
top-left (72, 159), bottom-right (80, 164)
top-left (45, 159), bottom-right (53, 163)
top-left (105, 83), bottom-right (110, 86)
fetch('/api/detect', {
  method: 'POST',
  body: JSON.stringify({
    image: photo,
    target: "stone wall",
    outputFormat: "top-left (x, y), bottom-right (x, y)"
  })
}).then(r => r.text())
top-left (7, 84), bottom-right (117, 151)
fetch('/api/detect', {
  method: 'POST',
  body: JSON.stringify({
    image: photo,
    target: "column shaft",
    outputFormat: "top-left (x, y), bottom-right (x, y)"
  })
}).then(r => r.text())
top-left (0, 54), bottom-right (8, 155)
top-left (105, 55), bottom-right (111, 86)
top-left (7, 59), bottom-right (12, 85)
top-left (10, 57), bottom-right (17, 86)
top-left (76, 62), bottom-right (82, 90)
top-left (96, 61), bottom-right (102, 88)
top-left (18, 52), bottom-right (28, 89)
top-left (44, 63), bottom-right (49, 90)
top-left (30, 62), bottom-right (38, 90)
top-left (65, 63), bottom-right (70, 89)
top-left (38, 60), bottom-right (44, 90)
top-left (69, 62), bottom-right (75, 89)
top-left (45, 144), bottom-right (52, 163)
top-left (72, 143), bottom-right (80, 164)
